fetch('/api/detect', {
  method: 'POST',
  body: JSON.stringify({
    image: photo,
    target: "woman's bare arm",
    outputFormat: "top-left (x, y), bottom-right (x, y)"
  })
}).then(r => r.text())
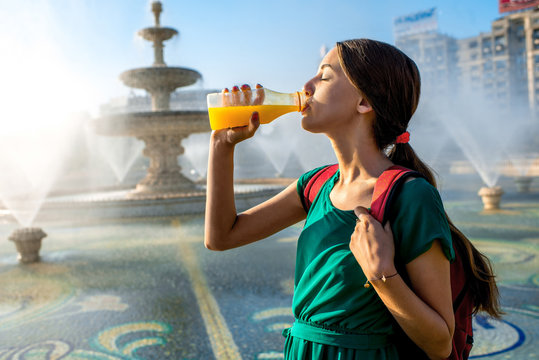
top-left (372, 241), bottom-right (454, 359)
top-left (351, 208), bottom-right (454, 359)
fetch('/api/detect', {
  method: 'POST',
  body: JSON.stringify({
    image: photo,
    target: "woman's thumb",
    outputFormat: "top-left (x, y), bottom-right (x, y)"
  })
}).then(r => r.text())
top-left (383, 221), bottom-right (393, 235)
top-left (249, 111), bottom-right (260, 132)
top-left (353, 206), bottom-right (370, 219)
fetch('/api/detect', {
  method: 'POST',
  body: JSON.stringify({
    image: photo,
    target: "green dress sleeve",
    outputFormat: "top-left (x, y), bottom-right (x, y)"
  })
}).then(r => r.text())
top-left (388, 177), bottom-right (455, 265)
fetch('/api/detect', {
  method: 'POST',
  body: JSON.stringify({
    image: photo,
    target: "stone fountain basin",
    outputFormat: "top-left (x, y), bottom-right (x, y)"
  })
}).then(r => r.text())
top-left (138, 26), bottom-right (178, 42)
top-left (120, 67), bottom-right (201, 91)
top-left (93, 110), bottom-right (210, 136)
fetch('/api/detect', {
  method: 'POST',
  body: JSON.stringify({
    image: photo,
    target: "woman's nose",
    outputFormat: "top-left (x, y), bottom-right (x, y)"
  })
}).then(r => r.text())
top-left (303, 80), bottom-right (314, 97)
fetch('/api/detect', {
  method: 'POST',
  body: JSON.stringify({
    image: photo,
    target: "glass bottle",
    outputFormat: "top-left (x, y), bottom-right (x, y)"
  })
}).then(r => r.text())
top-left (206, 84), bottom-right (306, 130)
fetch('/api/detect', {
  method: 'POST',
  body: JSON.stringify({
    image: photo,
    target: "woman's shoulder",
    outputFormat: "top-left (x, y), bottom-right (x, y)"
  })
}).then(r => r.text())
top-left (399, 177), bottom-right (442, 204)
top-left (390, 176), bottom-right (446, 221)
top-left (390, 176), bottom-right (454, 263)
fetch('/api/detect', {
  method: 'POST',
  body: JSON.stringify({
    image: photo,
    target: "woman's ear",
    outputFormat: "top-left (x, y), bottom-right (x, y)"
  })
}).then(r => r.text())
top-left (357, 96), bottom-right (373, 114)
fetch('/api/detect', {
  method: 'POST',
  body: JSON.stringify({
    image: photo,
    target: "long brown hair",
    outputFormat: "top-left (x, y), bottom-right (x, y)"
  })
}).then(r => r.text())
top-left (336, 38), bottom-right (502, 318)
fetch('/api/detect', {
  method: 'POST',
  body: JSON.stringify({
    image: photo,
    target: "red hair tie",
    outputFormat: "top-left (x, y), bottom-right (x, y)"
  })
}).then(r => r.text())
top-left (395, 131), bottom-right (410, 144)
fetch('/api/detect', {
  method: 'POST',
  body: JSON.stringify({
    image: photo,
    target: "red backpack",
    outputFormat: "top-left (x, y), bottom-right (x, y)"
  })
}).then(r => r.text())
top-left (302, 164), bottom-right (474, 360)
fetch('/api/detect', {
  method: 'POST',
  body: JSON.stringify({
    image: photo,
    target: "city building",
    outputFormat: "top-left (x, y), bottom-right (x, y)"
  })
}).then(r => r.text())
top-left (457, 9), bottom-right (534, 113)
top-left (395, 32), bottom-right (458, 96)
top-left (395, 6), bottom-right (539, 118)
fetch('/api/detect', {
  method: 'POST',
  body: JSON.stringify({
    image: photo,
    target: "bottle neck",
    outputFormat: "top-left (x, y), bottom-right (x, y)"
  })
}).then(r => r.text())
top-left (295, 91), bottom-right (306, 111)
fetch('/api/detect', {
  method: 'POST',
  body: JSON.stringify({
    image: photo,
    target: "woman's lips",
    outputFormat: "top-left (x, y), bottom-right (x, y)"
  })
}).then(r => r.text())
top-left (301, 103), bottom-right (310, 114)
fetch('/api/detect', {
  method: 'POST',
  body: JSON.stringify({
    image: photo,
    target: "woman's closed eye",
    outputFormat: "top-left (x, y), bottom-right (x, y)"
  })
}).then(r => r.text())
top-left (320, 73), bottom-right (331, 81)
top-left (320, 71), bottom-right (331, 81)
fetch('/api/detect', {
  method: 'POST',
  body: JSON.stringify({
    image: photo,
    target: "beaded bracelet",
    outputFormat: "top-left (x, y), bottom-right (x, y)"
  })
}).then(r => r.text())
top-left (364, 272), bottom-right (398, 288)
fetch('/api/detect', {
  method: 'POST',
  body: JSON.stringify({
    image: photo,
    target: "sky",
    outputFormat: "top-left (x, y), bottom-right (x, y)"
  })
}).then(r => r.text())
top-left (0, 0), bottom-right (501, 122)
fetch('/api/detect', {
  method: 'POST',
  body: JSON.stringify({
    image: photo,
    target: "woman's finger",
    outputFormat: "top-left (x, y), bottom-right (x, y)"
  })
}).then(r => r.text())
top-left (231, 85), bottom-right (241, 106)
top-left (221, 88), bottom-right (231, 107)
top-left (253, 84), bottom-right (265, 105)
top-left (241, 84), bottom-right (252, 105)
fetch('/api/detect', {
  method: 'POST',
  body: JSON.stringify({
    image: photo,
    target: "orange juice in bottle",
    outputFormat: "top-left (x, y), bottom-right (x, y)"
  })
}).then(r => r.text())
top-left (207, 85), bottom-right (306, 130)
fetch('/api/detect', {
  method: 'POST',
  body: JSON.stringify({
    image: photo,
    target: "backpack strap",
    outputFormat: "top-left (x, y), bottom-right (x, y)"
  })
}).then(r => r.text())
top-left (453, 280), bottom-right (469, 313)
top-left (370, 165), bottom-right (423, 225)
top-left (302, 164), bottom-right (339, 212)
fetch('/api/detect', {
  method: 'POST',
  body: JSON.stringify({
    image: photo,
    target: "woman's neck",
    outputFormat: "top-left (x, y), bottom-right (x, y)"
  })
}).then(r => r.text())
top-left (329, 133), bottom-right (393, 185)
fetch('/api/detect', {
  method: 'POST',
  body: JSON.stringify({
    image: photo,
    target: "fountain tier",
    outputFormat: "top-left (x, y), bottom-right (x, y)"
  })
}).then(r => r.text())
top-left (138, 27), bottom-right (177, 43)
top-left (93, 110), bottom-right (209, 196)
top-left (120, 67), bottom-right (201, 111)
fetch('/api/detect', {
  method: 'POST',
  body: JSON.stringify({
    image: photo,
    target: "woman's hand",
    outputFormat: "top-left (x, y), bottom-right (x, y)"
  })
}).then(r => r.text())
top-left (211, 84), bottom-right (264, 146)
top-left (350, 206), bottom-right (397, 280)
top-left (212, 111), bottom-right (260, 146)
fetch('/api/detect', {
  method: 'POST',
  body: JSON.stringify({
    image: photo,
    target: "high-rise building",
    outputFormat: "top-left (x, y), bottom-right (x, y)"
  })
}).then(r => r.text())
top-left (396, 7), bottom-right (539, 118)
top-left (457, 9), bottom-right (532, 113)
top-left (395, 32), bottom-right (458, 96)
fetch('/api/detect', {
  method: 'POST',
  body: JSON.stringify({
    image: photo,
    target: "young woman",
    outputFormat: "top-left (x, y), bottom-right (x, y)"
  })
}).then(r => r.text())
top-left (205, 39), bottom-right (501, 359)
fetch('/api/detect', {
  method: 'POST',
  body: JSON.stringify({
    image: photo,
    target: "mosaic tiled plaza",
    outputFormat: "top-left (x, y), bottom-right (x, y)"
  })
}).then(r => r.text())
top-left (0, 174), bottom-right (537, 360)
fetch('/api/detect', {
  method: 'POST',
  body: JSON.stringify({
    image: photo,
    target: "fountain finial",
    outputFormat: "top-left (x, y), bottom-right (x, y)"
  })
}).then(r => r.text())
top-left (152, 1), bottom-right (163, 27)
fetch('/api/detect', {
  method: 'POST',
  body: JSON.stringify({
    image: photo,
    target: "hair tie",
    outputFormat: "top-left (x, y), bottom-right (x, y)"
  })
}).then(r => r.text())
top-left (395, 131), bottom-right (410, 144)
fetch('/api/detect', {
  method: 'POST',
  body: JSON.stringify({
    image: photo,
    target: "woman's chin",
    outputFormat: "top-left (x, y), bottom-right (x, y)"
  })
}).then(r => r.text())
top-left (301, 119), bottom-right (325, 134)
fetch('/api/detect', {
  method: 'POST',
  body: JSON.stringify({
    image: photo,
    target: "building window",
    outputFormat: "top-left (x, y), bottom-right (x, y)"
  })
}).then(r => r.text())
top-left (534, 29), bottom-right (539, 50)
top-left (515, 23), bottom-right (525, 41)
top-left (483, 61), bottom-right (493, 71)
top-left (493, 24), bottom-right (504, 32)
top-left (468, 41), bottom-right (478, 49)
top-left (482, 38), bottom-right (492, 56)
top-left (494, 35), bottom-right (506, 54)
top-left (515, 51), bottom-right (527, 78)
top-left (496, 60), bottom-right (507, 70)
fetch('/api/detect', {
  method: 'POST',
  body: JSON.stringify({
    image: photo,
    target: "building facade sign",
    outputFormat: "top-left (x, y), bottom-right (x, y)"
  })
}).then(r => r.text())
top-left (393, 8), bottom-right (438, 39)
top-left (499, 0), bottom-right (539, 13)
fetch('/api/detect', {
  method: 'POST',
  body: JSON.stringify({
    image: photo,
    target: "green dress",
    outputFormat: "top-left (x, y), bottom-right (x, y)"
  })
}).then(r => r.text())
top-left (283, 166), bottom-right (455, 359)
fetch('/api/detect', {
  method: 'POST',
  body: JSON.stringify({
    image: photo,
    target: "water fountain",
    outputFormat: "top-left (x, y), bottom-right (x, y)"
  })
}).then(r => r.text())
top-left (504, 124), bottom-right (538, 193)
top-left (507, 154), bottom-right (536, 193)
top-left (429, 89), bottom-right (515, 211)
top-left (92, 1), bottom-right (209, 197)
top-left (25, 1), bottom-right (285, 221)
top-left (8, 228), bottom-right (47, 264)
top-left (0, 119), bottom-right (78, 263)
top-left (514, 174), bottom-right (533, 193)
